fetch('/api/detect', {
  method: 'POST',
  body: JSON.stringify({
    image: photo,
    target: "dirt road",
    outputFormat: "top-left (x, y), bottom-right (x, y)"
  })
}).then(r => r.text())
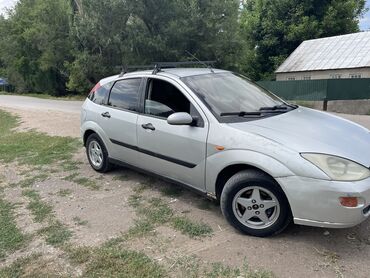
top-left (1, 95), bottom-right (370, 277)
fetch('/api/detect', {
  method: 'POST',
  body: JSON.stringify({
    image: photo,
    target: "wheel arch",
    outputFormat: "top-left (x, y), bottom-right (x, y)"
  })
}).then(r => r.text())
top-left (83, 129), bottom-right (96, 146)
top-left (215, 164), bottom-right (279, 200)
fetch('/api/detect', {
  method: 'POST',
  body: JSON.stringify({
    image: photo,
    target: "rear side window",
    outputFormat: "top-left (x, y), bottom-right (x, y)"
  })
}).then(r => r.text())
top-left (89, 82), bottom-right (113, 105)
top-left (108, 78), bottom-right (141, 111)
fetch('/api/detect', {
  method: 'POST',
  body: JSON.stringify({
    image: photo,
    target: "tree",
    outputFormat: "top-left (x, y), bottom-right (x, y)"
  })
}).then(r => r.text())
top-left (240, 0), bottom-right (367, 80)
top-left (0, 0), bottom-right (73, 95)
top-left (67, 0), bottom-right (243, 93)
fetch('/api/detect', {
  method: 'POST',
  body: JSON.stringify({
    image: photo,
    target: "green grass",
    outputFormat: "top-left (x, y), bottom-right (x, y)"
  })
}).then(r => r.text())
top-left (84, 247), bottom-right (165, 278)
top-left (128, 193), bottom-right (213, 239)
top-left (73, 216), bottom-right (88, 226)
top-left (0, 197), bottom-right (27, 259)
top-left (138, 197), bottom-right (174, 224)
top-left (65, 244), bottom-right (165, 277)
top-left (22, 189), bottom-right (53, 223)
top-left (11, 173), bottom-right (49, 188)
top-left (63, 173), bottom-right (100, 190)
top-left (0, 110), bottom-right (80, 167)
top-left (173, 256), bottom-right (273, 278)
top-left (73, 177), bottom-right (100, 190)
top-left (112, 173), bottom-right (129, 181)
top-left (0, 254), bottom-right (42, 277)
top-left (61, 160), bottom-right (83, 172)
top-left (125, 219), bottom-right (155, 239)
top-left (0, 91), bottom-right (85, 101)
top-left (38, 220), bottom-right (72, 247)
top-left (64, 245), bottom-right (93, 264)
top-left (57, 188), bottom-right (73, 197)
top-left (171, 216), bottom-right (213, 238)
top-left (22, 189), bottom-right (72, 247)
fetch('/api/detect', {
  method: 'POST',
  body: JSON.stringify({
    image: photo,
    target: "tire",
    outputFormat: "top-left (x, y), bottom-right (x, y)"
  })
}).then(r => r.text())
top-left (85, 133), bottom-right (111, 173)
top-left (220, 169), bottom-right (291, 237)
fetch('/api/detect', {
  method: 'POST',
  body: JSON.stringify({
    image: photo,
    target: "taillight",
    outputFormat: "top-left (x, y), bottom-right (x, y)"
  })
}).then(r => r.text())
top-left (90, 82), bottom-right (101, 94)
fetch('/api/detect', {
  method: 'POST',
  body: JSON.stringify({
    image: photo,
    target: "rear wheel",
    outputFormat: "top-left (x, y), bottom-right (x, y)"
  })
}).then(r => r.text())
top-left (86, 133), bottom-right (111, 172)
top-left (220, 170), bottom-right (291, 237)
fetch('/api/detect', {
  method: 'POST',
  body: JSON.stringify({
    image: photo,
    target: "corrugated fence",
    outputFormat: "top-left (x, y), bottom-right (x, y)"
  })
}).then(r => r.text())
top-left (258, 78), bottom-right (370, 101)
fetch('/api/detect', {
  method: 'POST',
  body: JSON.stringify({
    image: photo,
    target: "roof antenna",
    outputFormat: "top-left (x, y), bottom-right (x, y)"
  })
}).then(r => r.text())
top-left (185, 50), bottom-right (214, 73)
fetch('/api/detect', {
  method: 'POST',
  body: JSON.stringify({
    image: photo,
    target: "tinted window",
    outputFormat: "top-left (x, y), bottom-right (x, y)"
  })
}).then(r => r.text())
top-left (108, 79), bottom-right (141, 111)
top-left (89, 82), bottom-right (112, 105)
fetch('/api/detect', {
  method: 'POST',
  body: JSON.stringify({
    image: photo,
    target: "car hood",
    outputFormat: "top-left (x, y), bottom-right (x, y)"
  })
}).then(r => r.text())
top-left (228, 107), bottom-right (370, 167)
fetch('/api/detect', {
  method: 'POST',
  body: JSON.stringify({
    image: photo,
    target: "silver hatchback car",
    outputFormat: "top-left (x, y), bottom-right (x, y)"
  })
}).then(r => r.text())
top-left (81, 66), bottom-right (370, 237)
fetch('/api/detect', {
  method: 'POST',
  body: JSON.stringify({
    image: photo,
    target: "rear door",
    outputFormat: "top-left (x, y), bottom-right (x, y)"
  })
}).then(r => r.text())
top-left (98, 78), bottom-right (143, 165)
top-left (136, 77), bottom-right (208, 190)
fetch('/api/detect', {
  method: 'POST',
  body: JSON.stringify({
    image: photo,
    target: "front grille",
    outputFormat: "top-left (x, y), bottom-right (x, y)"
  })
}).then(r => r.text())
top-left (363, 205), bottom-right (370, 216)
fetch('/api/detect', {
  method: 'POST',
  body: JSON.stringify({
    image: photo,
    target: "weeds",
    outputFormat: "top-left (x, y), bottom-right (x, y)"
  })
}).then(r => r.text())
top-left (0, 110), bottom-right (79, 167)
top-left (171, 216), bottom-right (213, 238)
top-left (57, 188), bottom-right (73, 197)
top-left (22, 189), bottom-right (53, 223)
top-left (0, 197), bottom-right (27, 259)
top-left (63, 173), bottom-right (100, 190)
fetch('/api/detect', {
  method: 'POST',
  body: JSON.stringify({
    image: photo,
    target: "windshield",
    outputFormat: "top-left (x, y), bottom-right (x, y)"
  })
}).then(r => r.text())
top-left (181, 72), bottom-right (286, 117)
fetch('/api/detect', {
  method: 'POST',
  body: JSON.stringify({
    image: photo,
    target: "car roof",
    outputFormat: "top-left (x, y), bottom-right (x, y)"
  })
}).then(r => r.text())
top-left (99, 68), bottom-right (229, 85)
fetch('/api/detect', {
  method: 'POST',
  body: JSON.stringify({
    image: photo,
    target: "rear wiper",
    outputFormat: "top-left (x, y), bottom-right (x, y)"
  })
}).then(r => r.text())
top-left (220, 111), bottom-right (262, 117)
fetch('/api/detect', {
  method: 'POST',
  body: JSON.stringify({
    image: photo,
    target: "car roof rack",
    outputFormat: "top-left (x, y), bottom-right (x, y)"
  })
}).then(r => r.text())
top-left (118, 61), bottom-right (216, 77)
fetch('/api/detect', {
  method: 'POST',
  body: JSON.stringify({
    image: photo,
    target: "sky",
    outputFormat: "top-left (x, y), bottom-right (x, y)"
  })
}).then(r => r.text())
top-left (0, 0), bottom-right (370, 30)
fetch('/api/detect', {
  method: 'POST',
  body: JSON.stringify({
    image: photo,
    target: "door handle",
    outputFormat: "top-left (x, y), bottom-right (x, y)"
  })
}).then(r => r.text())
top-left (101, 112), bottom-right (111, 118)
top-left (141, 123), bottom-right (155, 131)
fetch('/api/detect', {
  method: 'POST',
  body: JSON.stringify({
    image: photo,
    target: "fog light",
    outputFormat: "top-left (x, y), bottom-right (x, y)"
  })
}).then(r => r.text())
top-left (339, 197), bottom-right (358, 207)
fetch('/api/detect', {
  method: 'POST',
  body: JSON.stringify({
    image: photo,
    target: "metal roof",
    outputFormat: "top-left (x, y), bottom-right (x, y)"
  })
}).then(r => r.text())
top-left (276, 32), bottom-right (370, 73)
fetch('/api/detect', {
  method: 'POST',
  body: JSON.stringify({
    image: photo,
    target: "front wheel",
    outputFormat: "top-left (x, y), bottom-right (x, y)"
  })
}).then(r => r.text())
top-left (86, 133), bottom-right (111, 173)
top-left (220, 170), bottom-right (291, 237)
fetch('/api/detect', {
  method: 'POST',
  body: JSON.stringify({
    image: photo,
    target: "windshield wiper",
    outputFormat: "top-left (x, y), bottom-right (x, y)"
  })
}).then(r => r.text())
top-left (259, 103), bottom-right (297, 111)
top-left (220, 111), bottom-right (262, 117)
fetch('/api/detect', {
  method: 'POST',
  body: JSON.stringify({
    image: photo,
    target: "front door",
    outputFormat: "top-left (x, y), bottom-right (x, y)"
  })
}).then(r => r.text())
top-left (137, 77), bottom-right (208, 190)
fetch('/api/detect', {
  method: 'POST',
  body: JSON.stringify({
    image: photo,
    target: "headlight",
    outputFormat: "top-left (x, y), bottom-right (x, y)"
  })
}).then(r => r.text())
top-left (301, 153), bottom-right (370, 181)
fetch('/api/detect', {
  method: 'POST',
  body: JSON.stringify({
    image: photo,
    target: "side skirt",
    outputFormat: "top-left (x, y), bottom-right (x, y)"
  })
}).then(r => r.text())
top-left (108, 158), bottom-right (214, 200)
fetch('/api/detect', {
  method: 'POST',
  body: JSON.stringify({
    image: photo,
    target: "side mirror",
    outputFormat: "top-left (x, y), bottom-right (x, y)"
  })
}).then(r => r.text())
top-left (167, 112), bottom-right (193, 126)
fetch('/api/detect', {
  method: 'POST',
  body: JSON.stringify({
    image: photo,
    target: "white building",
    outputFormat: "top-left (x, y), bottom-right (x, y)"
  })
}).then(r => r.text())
top-left (275, 32), bottom-right (370, 81)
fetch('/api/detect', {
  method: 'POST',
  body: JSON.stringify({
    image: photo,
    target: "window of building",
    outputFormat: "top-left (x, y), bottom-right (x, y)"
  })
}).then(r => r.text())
top-left (303, 76), bottom-right (311, 80)
top-left (349, 74), bottom-right (361, 79)
top-left (108, 78), bottom-right (141, 111)
top-left (330, 74), bottom-right (342, 79)
top-left (287, 77), bottom-right (296, 81)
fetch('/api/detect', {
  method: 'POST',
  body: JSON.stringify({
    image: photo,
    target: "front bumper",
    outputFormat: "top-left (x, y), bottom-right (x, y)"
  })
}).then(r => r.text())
top-left (276, 176), bottom-right (370, 228)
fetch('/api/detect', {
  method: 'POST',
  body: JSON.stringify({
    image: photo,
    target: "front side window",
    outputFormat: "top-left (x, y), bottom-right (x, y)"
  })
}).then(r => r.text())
top-left (144, 79), bottom-right (203, 126)
top-left (182, 73), bottom-right (288, 118)
top-left (108, 78), bottom-right (141, 111)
